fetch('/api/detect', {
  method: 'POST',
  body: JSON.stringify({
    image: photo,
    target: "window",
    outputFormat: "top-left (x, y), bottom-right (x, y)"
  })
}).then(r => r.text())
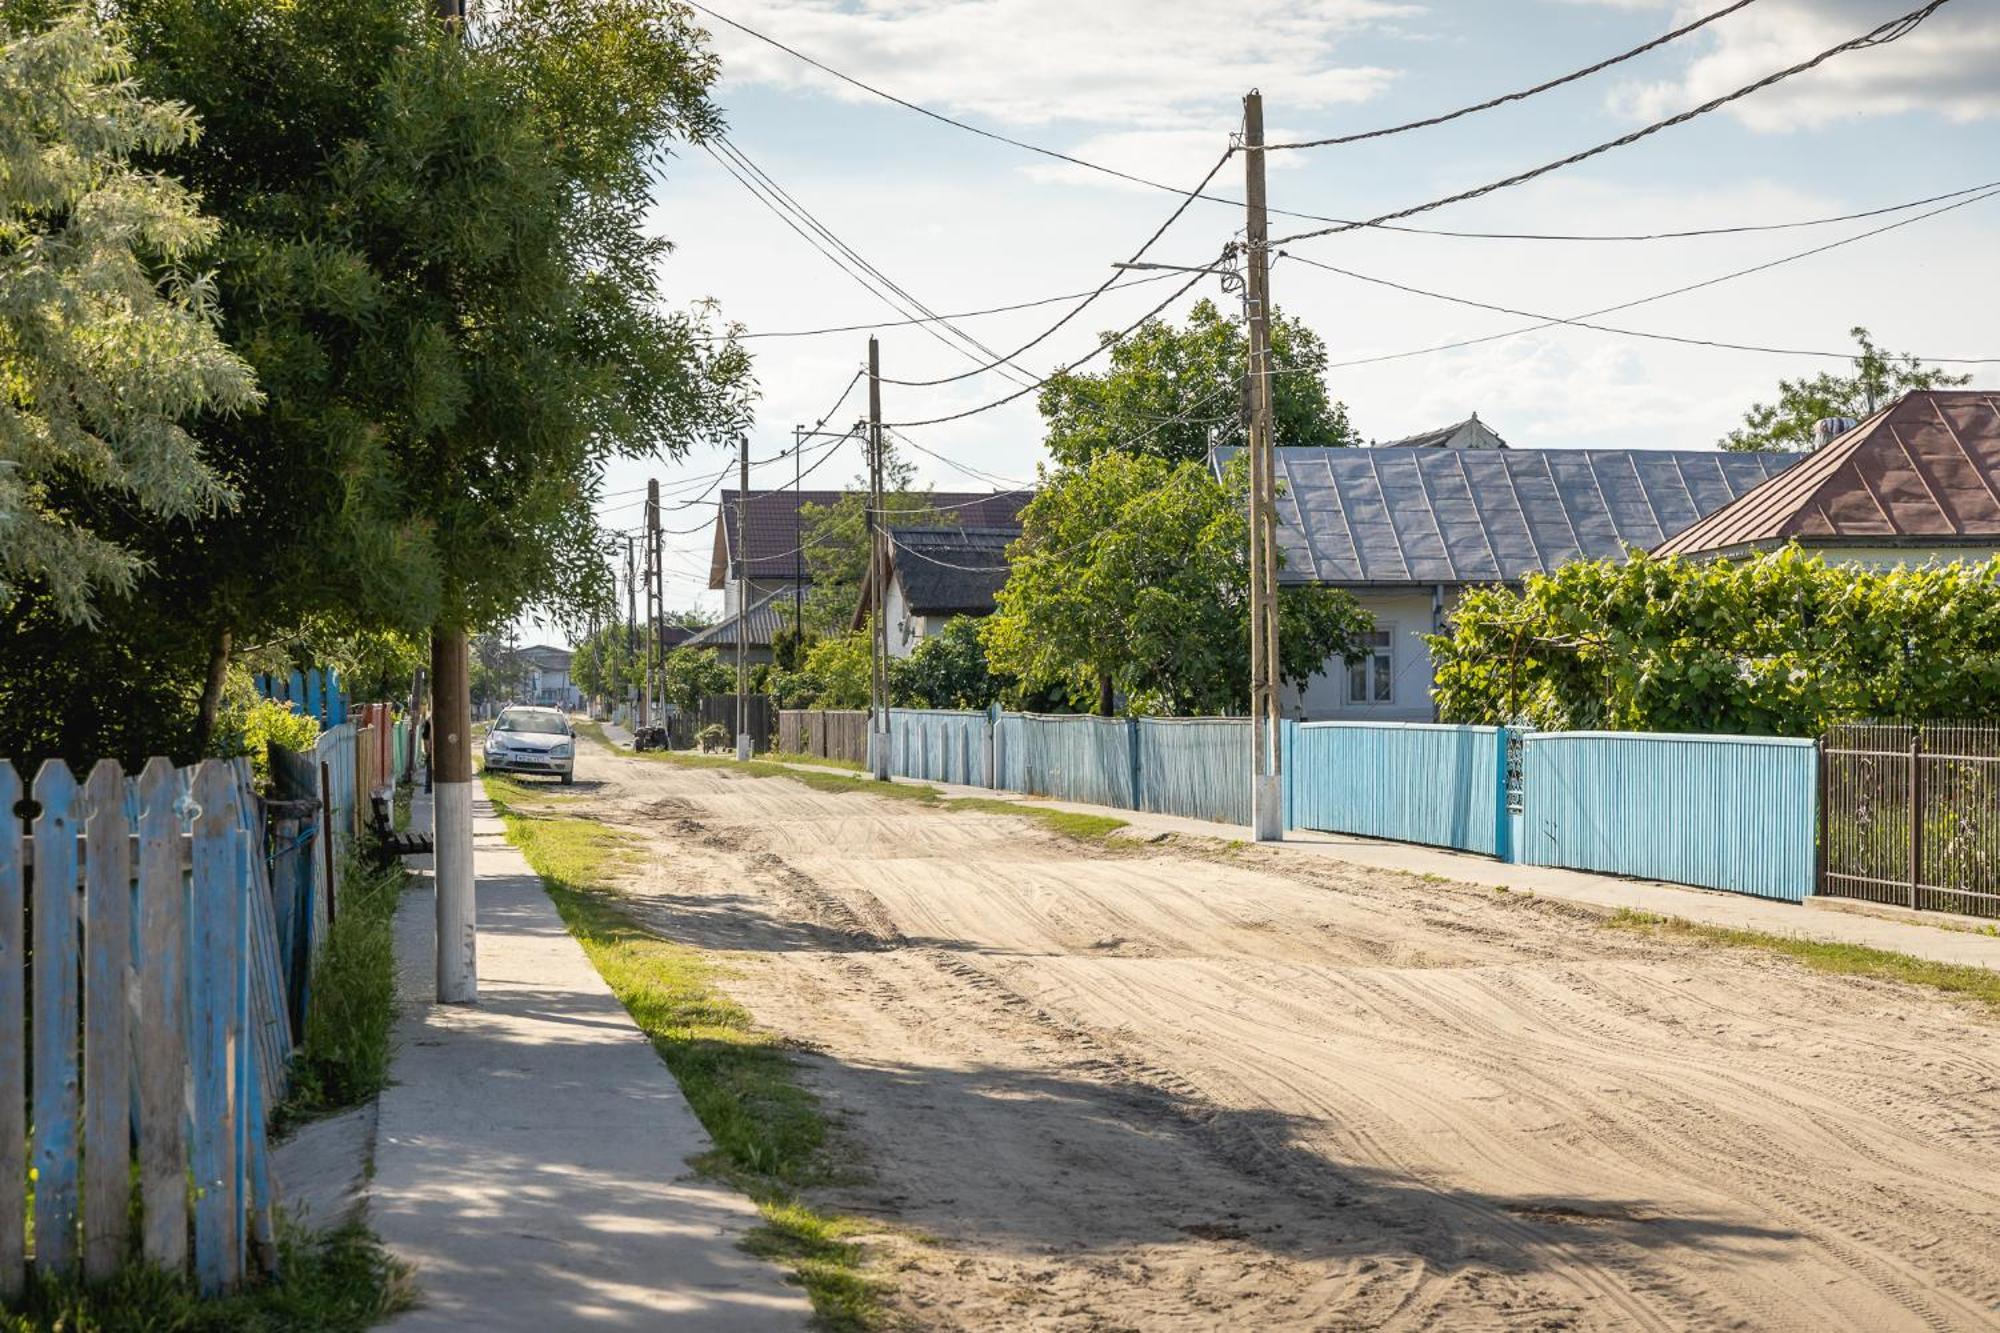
top-left (1348, 628), bottom-right (1394, 704)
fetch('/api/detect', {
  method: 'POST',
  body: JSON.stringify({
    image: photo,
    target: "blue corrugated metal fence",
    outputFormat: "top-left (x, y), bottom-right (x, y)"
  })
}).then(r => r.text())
top-left (1135, 718), bottom-right (1250, 825)
top-left (996, 712), bottom-right (1137, 810)
top-left (888, 709), bottom-right (989, 787)
top-left (1519, 731), bottom-right (1818, 901)
top-left (1287, 721), bottom-right (1507, 857)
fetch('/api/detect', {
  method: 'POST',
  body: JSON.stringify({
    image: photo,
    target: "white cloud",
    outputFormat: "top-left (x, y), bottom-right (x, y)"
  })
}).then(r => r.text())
top-left (1612, 0), bottom-right (2000, 130)
top-left (704, 0), bottom-right (1410, 128)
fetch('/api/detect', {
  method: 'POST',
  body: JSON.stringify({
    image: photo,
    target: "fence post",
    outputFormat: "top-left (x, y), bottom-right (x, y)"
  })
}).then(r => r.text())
top-left (983, 707), bottom-right (998, 789)
top-left (1494, 726), bottom-right (1512, 864)
top-left (0, 762), bottom-right (23, 1298)
top-left (1126, 717), bottom-right (1142, 813)
top-left (1908, 732), bottom-right (1923, 910)
top-left (1814, 736), bottom-right (1827, 899)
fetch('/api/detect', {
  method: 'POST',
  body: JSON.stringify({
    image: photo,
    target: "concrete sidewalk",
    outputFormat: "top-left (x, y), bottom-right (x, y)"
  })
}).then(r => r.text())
top-left (372, 794), bottom-right (808, 1330)
top-left (600, 732), bottom-right (2000, 973)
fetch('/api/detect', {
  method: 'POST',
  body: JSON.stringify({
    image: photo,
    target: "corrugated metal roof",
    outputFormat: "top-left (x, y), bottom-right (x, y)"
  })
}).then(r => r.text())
top-left (1656, 390), bottom-right (2000, 557)
top-left (1373, 414), bottom-right (1509, 450)
top-left (682, 586), bottom-right (792, 651)
top-left (888, 526), bottom-right (1019, 617)
top-left (708, 488), bottom-right (1032, 587)
top-left (1213, 445), bottom-right (1798, 585)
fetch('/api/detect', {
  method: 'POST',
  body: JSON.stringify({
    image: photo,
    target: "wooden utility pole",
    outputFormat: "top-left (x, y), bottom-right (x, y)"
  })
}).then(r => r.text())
top-left (735, 433), bottom-right (752, 761)
top-left (867, 337), bottom-right (890, 780)
top-left (1243, 90), bottom-right (1283, 842)
top-left (430, 0), bottom-right (476, 1004)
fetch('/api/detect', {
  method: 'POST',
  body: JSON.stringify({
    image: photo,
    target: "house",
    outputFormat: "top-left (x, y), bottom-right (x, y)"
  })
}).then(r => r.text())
top-left (853, 526), bottom-right (1019, 657)
top-left (704, 487), bottom-right (1032, 657)
top-left (1372, 412), bottom-right (1509, 451)
top-left (680, 588), bottom-right (793, 667)
top-left (516, 644), bottom-right (580, 710)
top-left (1213, 443), bottom-right (1800, 721)
top-left (1656, 390), bottom-right (2000, 566)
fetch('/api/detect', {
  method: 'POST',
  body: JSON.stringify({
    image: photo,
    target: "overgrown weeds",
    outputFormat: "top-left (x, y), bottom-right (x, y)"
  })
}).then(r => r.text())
top-left (1607, 909), bottom-right (2000, 1011)
top-left (276, 841), bottom-right (406, 1130)
top-left (485, 778), bottom-right (884, 1330)
top-left (0, 1222), bottom-right (413, 1332)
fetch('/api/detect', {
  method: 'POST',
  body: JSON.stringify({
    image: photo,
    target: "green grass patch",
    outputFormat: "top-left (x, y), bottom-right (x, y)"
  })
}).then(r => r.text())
top-left (938, 796), bottom-right (1127, 841)
top-left (0, 1222), bottom-right (413, 1332)
top-left (483, 777), bottom-right (883, 1329)
top-left (1607, 909), bottom-right (2000, 1012)
top-left (765, 750), bottom-right (865, 773)
top-left (276, 844), bottom-right (406, 1131)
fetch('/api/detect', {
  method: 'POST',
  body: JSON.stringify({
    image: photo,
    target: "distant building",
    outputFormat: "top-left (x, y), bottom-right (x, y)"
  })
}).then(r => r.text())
top-left (680, 589), bottom-right (791, 668)
top-left (1372, 413), bottom-right (1509, 451)
top-left (516, 644), bottom-right (579, 710)
top-left (853, 526), bottom-right (1019, 657)
top-left (1212, 443), bottom-right (1799, 721)
top-left (1656, 390), bottom-right (2000, 566)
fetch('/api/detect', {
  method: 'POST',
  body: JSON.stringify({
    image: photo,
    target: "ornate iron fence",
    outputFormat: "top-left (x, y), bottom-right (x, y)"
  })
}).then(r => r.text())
top-left (1821, 723), bottom-right (2000, 917)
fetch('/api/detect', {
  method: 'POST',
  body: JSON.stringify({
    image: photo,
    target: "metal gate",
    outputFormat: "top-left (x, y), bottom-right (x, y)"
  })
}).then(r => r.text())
top-left (1821, 723), bottom-right (2000, 917)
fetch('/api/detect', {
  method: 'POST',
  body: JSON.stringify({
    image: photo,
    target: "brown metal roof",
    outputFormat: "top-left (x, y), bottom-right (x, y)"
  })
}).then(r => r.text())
top-left (1656, 391), bottom-right (2000, 557)
top-left (707, 488), bottom-right (1031, 587)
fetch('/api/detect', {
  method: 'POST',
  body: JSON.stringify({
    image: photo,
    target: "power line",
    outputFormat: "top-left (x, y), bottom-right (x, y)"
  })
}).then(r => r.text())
top-left (1286, 183), bottom-right (2000, 371)
top-left (874, 147), bottom-right (1237, 388)
top-left (1270, 0), bottom-right (1956, 246)
top-left (706, 271), bottom-right (1183, 340)
top-left (1267, 0), bottom-right (1761, 150)
top-left (684, 0), bottom-right (1974, 248)
top-left (706, 135), bottom-right (1041, 389)
top-left (882, 266), bottom-right (1212, 428)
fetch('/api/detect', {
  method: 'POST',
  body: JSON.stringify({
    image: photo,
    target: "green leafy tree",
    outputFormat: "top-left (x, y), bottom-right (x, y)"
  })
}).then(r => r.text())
top-left (800, 630), bottom-right (893, 710)
top-left (570, 623), bottom-right (641, 704)
top-left (797, 440), bottom-right (953, 634)
top-left (1721, 327), bottom-right (1970, 452)
top-left (900, 616), bottom-right (1004, 710)
top-left (0, 9), bottom-right (258, 622)
top-left (0, 0), bottom-right (755, 764)
top-left (982, 453), bottom-right (1372, 715)
top-left (1430, 548), bottom-right (2000, 735)
top-left (1038, 299), bottom-right (1357, 469)
top-left (658, 646), bottom-right (731, 713)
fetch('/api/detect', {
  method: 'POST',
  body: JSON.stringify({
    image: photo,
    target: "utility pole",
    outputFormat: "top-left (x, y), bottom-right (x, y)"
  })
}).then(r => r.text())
top-left (735, 433), bottom-right (752, 761)
top-left (429, 0), bottom-right (475, 1004)
top-left (1243, 90), bottom-right (1283, 842)
top-left (624, 533), bottom-right (638, 720)
top-left (792, 425), bottom-right (805, 647)
top-left (867, 337), bottom-right (891, 780)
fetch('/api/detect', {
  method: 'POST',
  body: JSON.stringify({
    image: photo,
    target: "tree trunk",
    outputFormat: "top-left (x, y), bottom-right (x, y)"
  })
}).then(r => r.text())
top-left (192, 626), bottom-right (233, 755)
top-left (1097, 672), bottom-right (1114, 717)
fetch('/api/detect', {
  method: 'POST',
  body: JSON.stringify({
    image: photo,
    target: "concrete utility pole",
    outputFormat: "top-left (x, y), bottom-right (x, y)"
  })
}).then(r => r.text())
top-left (735, 432), bottom-right (752, 761)
top-left (643, 481), bottom-right (661, 728)
top-left (430, 0), bottom-right (475, 1005)
top-left (867, 337), bottom-right (891, 780)
top-left (624, 533), bottom-right (638, 717)
top-left (1243, 90), bottom-right (1283, 843)
top-left (793, 425), bottom-right (805, 641)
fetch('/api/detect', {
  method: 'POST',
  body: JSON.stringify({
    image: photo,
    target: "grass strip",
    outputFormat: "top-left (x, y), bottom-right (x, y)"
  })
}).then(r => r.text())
top-left (276, 845), bottom-right (406, 1131)
top-left (483, 777), bottom-right (882, 1330)
top-left (0, 1222), bottom-right (413, 1332)
top-left (1606, 909), bottom-right (2000, 1011)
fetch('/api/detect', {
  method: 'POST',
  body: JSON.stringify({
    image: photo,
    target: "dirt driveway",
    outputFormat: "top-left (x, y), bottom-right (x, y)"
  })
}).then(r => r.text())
top-left (568, 738), bottom-right (2000, 1332)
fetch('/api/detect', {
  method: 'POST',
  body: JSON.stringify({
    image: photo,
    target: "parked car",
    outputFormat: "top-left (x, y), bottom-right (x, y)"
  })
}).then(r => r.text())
top-left (482, 706), bottom-right (575, 783)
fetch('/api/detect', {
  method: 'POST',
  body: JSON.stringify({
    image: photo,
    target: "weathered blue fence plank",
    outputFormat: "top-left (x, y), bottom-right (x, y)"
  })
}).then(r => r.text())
top-left (30, 762), bottom-right (80, 1275)
top-left (887, 709), bottom-right (988, 787)
top-left (0, 762), bottom-right (23, 1296)
top-left (1135, 718), bottom-right (1250, 826)
top-left (82, 762), bottom-right (132, 1281)
top-left (1519, 731), bottom-right (1818, 901)
top-left (135, 758), bottom-right (189, 1270)
top-left (1287, 721), bottom-right (1506, 856)
top-left (996, 713), bottom-right (1136, 809)
top-left (190, 761), bottom-right (242, 1294)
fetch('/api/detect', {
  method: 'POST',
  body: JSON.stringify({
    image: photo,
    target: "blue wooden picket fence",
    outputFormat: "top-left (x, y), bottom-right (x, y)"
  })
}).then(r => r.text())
top-left (254, 667), bottom-right (349, 728)
top-left (0, 756), bottom-right (291, 1298)
top-left (866, 707), bottom-right (1822, 904)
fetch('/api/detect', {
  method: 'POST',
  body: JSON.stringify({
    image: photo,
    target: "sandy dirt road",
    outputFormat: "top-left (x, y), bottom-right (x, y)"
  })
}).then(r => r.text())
top-left (562, 738), bottom-right (2000, 1331)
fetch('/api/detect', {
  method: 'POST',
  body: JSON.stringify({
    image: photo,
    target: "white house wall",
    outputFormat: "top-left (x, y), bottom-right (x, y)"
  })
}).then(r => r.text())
top-left (1284, 588), bottom-right (1447, 723)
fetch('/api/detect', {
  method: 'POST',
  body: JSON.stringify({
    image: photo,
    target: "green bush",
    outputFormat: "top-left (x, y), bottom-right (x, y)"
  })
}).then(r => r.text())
top-left (213, 680), bottom-right (322, 787)
top-left (1430, 548), bottom-right (2000, 735)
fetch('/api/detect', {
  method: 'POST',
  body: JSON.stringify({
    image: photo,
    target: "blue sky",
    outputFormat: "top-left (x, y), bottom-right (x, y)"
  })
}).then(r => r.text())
top-left (567, 0), bottom-right (2000, 632)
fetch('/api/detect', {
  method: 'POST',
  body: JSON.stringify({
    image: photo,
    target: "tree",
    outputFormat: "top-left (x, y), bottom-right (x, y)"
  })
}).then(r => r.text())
top-left (657, 646), bottom-right (731, 713)
top-left (0, 9), bottom-right (258, 623)
top-left (0, 0), bottom-right (756, 763)
top-left (1721, 327), bottom-right (1970, 452)
top-left (981, 453), bottom-right (1372, 715)
top-left (1429, 548), bottom-right (2000, 736)
top-left (900, 616), bottom-right (1004, 710)
top-left (1037, 299), bottom-right (1357, 470)
top-left (570, 623), bottom-right (640, 704)
top-left (797, 439), bottom-right (953, 634)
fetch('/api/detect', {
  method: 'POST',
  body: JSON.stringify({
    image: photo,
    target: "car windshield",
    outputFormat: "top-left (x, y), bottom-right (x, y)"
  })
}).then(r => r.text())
top-left (496, 711), bottom-right (566, 735)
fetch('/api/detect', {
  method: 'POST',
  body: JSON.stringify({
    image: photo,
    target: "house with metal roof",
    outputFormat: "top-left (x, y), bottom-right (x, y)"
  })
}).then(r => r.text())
top-left (853, 527), bottom-right (1020, 657)
top-left (708, 487), bottom-right (1031, 617)
top-left (680, 587), bottom-right (793, 667)
top-left (1213, 444), bottom-right (1799, 721)
top-left (1656, 390), bottom-right (2000, 565)
top-left (1372, 412), bottom-right (1509, 451)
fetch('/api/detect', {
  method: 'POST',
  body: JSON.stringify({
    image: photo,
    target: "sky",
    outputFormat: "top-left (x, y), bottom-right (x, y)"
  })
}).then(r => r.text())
top-left (544, 0), bottom-right (2000, 643)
